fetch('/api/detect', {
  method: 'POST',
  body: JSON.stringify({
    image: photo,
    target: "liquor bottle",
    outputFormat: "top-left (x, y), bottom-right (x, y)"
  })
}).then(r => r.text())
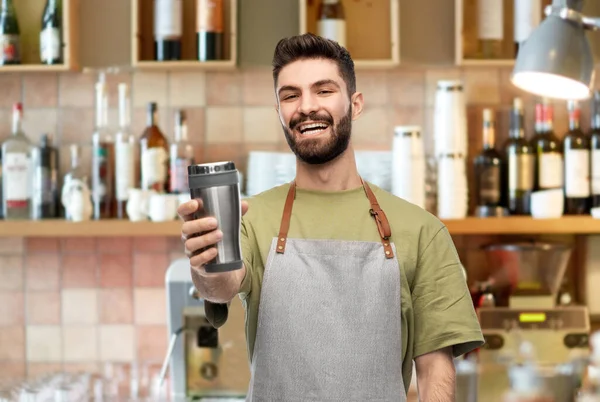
top-left (477, 0), bottom-right (503, 59)
top-left (31, 134), bottom-right (59, 219)
top-left (197, 0), bottom-right (223, 61)
top-left (563, 100), bottom-right (591, 214)
top-left (0, 0), bottom-right (20, 65)
top-left (317, 0), bottom-right (346, 48)
top-left (513, 0), bottom-right (541, 56)
top-left (474, 108), bottom-right (503, 209)
top-left (503, 97), bottom-right (534, 215)
top-left (1, 103), bottom-right (32, 220)
top-left (154, 0), bottom-right (182, 61)
top-left (531, 99), bottom-right (564, 191)
top-left (590, 91), bottom-right (600, 208)
top-left (62, 144), bottom-right (88, 221)
top-left (140, 102), bottom-right (169, 192)
top-left (91, 77), bottom-right (116, 219)
top-left (40, 0), bottom-right (62, 64)
top-left (115, 83), bottom-right (135, 220)
top-left (169, 110), bottom-right (194, 194)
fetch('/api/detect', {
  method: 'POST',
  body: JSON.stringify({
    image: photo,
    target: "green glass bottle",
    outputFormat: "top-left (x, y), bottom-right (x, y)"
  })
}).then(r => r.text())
top-left (40, 0), bottom-right (62, 64)
top-left (0, 0), bottom-right (20, 65)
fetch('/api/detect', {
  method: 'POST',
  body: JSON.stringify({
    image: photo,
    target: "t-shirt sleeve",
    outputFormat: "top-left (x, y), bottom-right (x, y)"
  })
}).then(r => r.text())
top-left (411, 225), bottom-right (485, 358)
top-left (204, 213), bottom-right (255, 328)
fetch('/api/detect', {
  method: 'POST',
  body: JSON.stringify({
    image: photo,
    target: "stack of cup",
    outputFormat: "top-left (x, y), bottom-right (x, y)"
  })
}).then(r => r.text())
top-left (433, 80), bottom-right (469, 219)
top-left (391, 125), bottom-right (426, 209)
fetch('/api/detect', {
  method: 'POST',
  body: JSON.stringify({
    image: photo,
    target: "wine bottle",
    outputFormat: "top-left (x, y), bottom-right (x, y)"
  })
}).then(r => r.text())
top-left (563, 100), bottom-right (591, 214)
top-left (197, 0), bottom-right (223, 61)
top-left (0, 0), bottom-right (20, 65)
top-left (31, 134), bottom-right (59, 219)
top-left (40, 0), bottom-right (62, 64)
top-left (140, 102), bottom-right (169, 192)
top-left (504, 97), bottom-right (534, 215)
top-left (531, 100), bottom-right (564, 192)
top-left (317, 0), bottom-right (346, 48)
top-left (154, 0), bottom-right (182, 61)
top-left (590, 91), bottom-right (600, 208)
top-left (474, 108), bottom-right (503, 210)
top-left (513, 0), bottom-right (541, 57)
top-left (477, 0), bottom-right (503, 59)
top-left (169, 110), bottom-right (194, 194)
top-left (115, 83), bottom-right (135, 220)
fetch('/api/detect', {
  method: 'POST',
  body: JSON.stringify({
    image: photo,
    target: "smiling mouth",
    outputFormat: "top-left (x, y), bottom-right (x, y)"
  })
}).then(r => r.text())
top-left (297, 122), bottom-right (330, 135)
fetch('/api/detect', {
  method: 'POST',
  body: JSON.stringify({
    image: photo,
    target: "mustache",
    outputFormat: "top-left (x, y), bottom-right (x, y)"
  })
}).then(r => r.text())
top-left (289, 112), bottom-right (334, 131)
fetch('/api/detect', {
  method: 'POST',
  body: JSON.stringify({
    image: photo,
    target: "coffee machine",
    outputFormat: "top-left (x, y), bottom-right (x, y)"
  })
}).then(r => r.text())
top-left (162, 258), bottom-right (249, 401)
top-left (474, 242), bottom-right (590, 401)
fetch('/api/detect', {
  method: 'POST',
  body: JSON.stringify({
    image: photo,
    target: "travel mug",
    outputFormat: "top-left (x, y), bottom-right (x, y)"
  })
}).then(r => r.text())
top-left (188, 161), bottom-right (243, 273)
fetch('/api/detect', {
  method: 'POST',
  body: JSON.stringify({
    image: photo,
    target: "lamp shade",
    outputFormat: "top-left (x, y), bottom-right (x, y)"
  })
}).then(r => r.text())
top-left (511, 10), bottom-right (595, 101)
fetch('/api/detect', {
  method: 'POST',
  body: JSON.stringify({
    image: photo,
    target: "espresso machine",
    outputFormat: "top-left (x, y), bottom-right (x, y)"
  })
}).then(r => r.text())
top-left (162, 258), bottom-right (249, 401)
top-left (474, 242), bottom-right (591, 402)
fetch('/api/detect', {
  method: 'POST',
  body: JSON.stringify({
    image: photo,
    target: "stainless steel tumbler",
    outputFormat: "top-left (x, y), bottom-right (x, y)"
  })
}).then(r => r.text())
top-left (188, 161), bottom-right (243, 273)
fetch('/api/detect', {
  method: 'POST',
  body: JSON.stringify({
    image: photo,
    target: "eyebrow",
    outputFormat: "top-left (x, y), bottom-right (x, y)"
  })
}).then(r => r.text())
top-left (277, 79), bottom-right (341, 96)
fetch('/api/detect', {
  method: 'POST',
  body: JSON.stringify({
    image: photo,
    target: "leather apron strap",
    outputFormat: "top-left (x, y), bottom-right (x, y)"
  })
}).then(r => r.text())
top-left (276, 179), bottom-right (394, 259)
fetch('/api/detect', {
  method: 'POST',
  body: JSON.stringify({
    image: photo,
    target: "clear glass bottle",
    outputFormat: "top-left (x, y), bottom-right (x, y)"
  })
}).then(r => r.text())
top-left (139, 102), bottom-right (169, 192)
top-left (169, 110), bottom-right (194, 194)
top-left (1, 102), bottom-right (32, 220)
top-left (115, 83), bottom-right (135, 219)
top-left (62, 144), bottom-right (87, 220)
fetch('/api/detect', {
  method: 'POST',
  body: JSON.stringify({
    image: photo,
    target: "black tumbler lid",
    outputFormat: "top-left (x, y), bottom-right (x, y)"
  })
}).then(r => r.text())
top-left (188, 161), bottom-right (237, 175)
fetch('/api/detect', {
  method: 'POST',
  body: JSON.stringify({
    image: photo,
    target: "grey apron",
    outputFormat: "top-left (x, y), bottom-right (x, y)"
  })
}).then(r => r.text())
top-left (246, 179), bottom-right (406, 402)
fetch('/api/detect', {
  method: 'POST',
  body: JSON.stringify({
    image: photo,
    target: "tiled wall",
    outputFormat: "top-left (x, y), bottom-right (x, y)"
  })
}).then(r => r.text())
top-left (0, 64), bottom-right (597, 381)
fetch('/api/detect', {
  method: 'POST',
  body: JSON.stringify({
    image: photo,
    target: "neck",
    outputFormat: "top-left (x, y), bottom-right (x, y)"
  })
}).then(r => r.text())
top-left (294, 142), bottom-right (362, 191)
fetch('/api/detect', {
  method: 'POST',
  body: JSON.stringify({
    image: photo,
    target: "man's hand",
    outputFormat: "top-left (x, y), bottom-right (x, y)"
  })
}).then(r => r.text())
top-left (414, 347), bottom-right (455, 402)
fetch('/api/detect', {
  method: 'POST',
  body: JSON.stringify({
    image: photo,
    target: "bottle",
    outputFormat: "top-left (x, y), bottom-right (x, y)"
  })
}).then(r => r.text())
top-left (197, 0), bottom-right (223, 61)
top-left (563, 100), bottom-right (591, 214)
top-left (115, 83), bottom-right (135, 220)
top-left (504, 98), bottom-right (534, 215)
top-left (40, 0), bottom-right (62, 64)
top-left (169, 110), bottom-right (195, 194)
top-left (91, 76), bottom-right (116, 219)
top-left (62, 144), bottom-right (88, 221)
top-left (140, 102), bottom-right (169, 192)
top-left (154, 0), bottom-right (182, 61)
top-left (31, 134), bottom-right (59, 219)
top-left (590, 91), bottom-right (600, 209)
top-left (477, 0), bottom-right (503, 59)
top-left (1, 103), bottom-right (32, 220)
top-left (531, 99), bottom-right (563, 192)
top-left (317, 0), bottom-right (346, 48)
top-left (513, 0), bottom-right (541, 56)
top-left (0, 0), bottom-right (20, 65)
top-left (474, 108), bottom-right (503, 213)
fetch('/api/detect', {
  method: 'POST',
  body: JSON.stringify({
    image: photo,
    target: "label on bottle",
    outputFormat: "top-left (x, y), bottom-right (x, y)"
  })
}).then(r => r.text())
top-left (40, 27), bottom-right (60, 62)
top-left (514, 0), bottom-right (541, 43)
top-left (478, 165), bottom-right (501, 204)
top-left (508, 153), bottom-right (534, 190)
top-left (115, 142), bottom-right (134, 201)
top-left (592, 149), bottom-right (600, 195)
top-left (154, 0), bottom-right (182, 39)
top-left (477, 0), bottom-right (503, 40)
top-left (170, 158), bottom-right (191, 194)
top-left (4, 153), bottom-right (30, 208)
top-left (141, 147), bottom-right (168, 190)
top-left (92, 144), bottom-right (110, 202)
top-left (565, 148), bottom-right (590, 197)
top-left (32, 166), bottom-right (56, 206)
top-left (197, 0), bottom-right (224, 33)
top-left (317, 19), bottom-right (346, 48)
top-left (0, 34), bottom-right (20, 63)
top-left (539, 152), bottom-right (564, 189)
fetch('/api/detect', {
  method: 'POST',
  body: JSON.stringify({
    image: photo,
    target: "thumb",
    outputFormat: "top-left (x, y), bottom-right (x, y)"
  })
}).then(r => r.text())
top-left (241, 200), bottom-right (249, 216)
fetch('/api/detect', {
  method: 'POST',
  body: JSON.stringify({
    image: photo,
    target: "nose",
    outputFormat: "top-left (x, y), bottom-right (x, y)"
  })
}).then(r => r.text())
top-left (297, 93), bottom-right (319, 116)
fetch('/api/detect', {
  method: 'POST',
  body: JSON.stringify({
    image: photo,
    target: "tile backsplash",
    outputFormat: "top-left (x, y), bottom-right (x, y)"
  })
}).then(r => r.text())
top-left (0, 64), bottom-right (598, 379)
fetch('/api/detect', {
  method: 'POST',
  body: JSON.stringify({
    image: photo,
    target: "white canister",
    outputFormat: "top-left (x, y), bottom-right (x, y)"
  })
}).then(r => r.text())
top-left (391, 125), bottom-right (426, 209)
top-left (434, 80), bottom-right (468, 158)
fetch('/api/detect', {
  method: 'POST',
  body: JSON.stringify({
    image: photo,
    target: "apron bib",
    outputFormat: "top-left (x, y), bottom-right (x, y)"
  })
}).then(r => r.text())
top-left (246, 179), bottom-right (406, 402)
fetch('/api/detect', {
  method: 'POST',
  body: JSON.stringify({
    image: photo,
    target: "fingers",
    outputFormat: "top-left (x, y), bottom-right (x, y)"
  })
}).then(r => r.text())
top-left (181, 216), bottom-right (218, 239)
top-left (241, 200), bottom-right (249, 216)
top-left (177, 199), bottom-right (203, 222)
top-left (189, 247), bottom-right (219, 271)
top-left (185, 230), bottom-right (223, 267)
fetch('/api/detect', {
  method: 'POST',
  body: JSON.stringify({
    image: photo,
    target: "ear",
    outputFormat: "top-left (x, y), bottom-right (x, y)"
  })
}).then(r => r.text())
top-left (350, 92), bottom-right (364, 121)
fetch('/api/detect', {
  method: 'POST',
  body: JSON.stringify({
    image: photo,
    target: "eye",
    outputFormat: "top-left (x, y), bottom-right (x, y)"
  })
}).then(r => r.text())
top-left (318, 90), bottom-right (333, 95)
top-left (282, 94), bottom-right (298, 101)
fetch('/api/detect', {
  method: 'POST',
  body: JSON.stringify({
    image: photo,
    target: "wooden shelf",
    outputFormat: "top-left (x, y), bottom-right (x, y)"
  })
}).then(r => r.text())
top-left (0, 0), bottom-right (79, 73)
top-left (131, 0), bottom-right (237, 70)
top-left (455, 0), bottom-right (551, 66)
top-left (443, 216), bottom-right (600, 235)
top-left (299, 0), bottom-right (400, 69)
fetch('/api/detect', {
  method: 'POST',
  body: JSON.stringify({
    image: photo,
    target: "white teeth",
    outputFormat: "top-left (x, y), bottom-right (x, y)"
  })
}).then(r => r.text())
top-left (299, 122), bottom-right (328, 133)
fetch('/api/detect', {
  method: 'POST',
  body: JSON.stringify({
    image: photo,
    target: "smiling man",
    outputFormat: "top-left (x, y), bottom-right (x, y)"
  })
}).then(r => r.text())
top-left (178, 33), bottom-right (484, 402)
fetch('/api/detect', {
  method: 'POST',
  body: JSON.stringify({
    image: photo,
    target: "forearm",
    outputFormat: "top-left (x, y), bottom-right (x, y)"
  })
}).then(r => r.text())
top-left (415, 347), bottom-right (456, 402)
top-left (190, 263), bottom-right (245, 303)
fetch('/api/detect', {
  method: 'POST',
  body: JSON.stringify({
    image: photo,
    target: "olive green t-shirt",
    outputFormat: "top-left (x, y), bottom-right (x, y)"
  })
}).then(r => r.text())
top-left (206, 181), bottom-right (484, 392)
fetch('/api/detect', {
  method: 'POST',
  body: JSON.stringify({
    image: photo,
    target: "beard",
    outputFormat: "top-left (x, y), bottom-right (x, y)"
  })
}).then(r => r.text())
top-left (282, 106), bottom-right (352, 165)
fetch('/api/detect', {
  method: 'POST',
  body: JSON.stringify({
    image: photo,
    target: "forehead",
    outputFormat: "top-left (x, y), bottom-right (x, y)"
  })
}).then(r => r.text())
top-left (277, 58), bottom-right (344, 90)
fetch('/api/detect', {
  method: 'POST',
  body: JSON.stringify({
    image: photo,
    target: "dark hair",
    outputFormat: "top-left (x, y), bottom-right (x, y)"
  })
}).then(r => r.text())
top-left (272, 33), bottom-right (356, 97)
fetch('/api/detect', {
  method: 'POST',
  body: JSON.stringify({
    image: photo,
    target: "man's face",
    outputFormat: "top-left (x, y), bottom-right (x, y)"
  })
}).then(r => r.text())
top-left (275, 58), bottom-right (363, 165)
